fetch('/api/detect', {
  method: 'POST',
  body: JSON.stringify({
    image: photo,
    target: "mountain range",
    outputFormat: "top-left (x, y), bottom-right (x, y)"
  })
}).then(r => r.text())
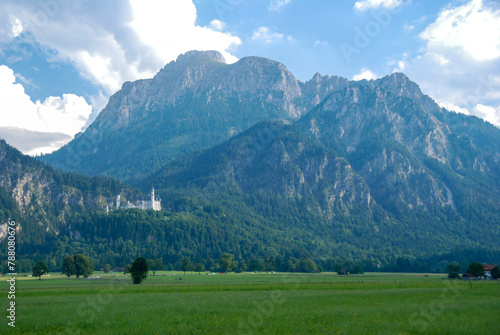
top-left (1, 50), bottom-right (499, 268)
top-left (40, 51), bottom-right (350, 182)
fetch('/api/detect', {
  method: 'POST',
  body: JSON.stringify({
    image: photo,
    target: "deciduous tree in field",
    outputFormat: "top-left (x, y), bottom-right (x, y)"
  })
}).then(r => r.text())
top-left (218, 254), bottom-right (233, 273)
top-left (299, 258), bottom-right (318, 273)
top-left (74, 254), bottom-right (94, 278)
top-left (247, 259), bottom-right (261, 272)
top-left (32, 261), bottom-right (49, 280)
top-left (147, 258), bottom-right (166, 275)
top-left (180, 257), bottom-right (192, 275)
top-left (448, 263), bottom-right (461, 279)
top-left (62, 256), bottom-right (76, 277)
top-left (131, 257), bottom-right (148, 284)
top-left (466, 262), bottom-right (485, 277)
top-left (350, 263), bottom-right (364, 275)
top-left (195, 263), bottom-right (205, 274)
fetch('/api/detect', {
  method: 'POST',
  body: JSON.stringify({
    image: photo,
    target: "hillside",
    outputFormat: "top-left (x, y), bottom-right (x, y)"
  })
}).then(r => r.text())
top-left (0, 139), bottom-right (136, 252)
top-left (138, 119), bottom-right (499, 261)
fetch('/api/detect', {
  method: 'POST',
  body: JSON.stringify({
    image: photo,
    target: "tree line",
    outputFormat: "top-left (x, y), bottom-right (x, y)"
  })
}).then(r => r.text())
top-left (7, 250), bottom-right (500, 282)
top-left (23, 256), bottom-right (500, 284)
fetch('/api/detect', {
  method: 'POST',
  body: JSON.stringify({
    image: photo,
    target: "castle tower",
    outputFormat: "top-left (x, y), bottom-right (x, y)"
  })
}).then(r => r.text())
top-left (151, 186), bottom-right (161, 211)
top-left (116, 195), bottom-right (121, 209)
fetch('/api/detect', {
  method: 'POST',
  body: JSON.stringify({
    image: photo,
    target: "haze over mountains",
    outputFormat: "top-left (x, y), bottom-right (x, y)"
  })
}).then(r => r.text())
top-left (1, 50), bottom-right (499, 267)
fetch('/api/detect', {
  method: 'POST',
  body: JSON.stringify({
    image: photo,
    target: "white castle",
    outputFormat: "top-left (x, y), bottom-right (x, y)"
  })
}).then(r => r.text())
top-left (114, 187), bottom-right (161, 211)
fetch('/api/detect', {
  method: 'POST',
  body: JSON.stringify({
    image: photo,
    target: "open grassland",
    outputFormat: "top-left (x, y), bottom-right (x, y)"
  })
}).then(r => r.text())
top-left (2, 272), bottom-right (499, 334)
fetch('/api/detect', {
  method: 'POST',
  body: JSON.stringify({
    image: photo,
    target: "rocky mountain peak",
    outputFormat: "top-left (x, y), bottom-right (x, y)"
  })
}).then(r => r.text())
top-left (151, 50), bottom-right (227, 87)
top-left (374, 72), bottom-right (443, 116)
top-left (375, 72), bottom-right (425, 100)
top-left (175, 50), bottom-right (227, 66)
top-left (229, 56), bottom-right (298, 86)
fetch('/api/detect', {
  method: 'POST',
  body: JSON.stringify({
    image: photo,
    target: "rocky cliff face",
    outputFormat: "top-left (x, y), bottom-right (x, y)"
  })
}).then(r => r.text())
top-left (0, 140), bottom-right (132, 241)
top-left (147, 121), bottom-right (375, 219)
top-left (296, 73), bottom-right (499, 213)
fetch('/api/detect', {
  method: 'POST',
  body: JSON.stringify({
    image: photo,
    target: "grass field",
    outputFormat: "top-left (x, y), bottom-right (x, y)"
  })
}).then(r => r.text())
top-left (2, 272), bottom-right (499, 334)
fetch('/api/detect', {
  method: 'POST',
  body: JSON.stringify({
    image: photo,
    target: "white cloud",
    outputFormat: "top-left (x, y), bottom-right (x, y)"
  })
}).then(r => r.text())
top-left (1, 0), bottom-right (241, 95)
top-left (14, 72), bottom-right (37, 88)
top-left (129, 0), bottom-right (241, 67)
top-left (252, 27), bottom-right (284, 44)
top-left (0, 65), bottom-right (92, 154)
top-left (0, 127), bottom-right (72, 156)
top-left (437, 102), bottom-right (500, 128)
top-left (439, 102), bottom-right (470, 115)
top-left (419, 0), bottom-right (500, 61)
top-left (398, 0), bottom-right (500, 127)
top-left (404, 16), bottom-right (427, 32)
top-left (11, 17), bottom-right (22, 37)
top-left (314, 40), bottom-right (329, 47)
top-left (404, 24), bottom-right (415, 31)
top-left (0, 13), bottom-right (23, 43)
top-left (209, 19), bottom-right (226, 32)
top-left (354, 0), bottom-right (402, 11)
top-left (353, 68), bottom-right (378, 81)
top-left (269, 0), bottom-right (292, 11)
top-left (472, 104), bottom-right (500, 126)
top-left (388, 53), bottom-right (410, 72)
top-left (403, 51), bottom-right (500, 126)
top-left (397, 60), bottom-right (407, 71)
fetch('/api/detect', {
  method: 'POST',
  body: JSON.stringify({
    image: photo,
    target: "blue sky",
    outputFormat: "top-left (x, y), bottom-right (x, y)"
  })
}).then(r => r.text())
top-left (0, 0), bottom-right (499, 155)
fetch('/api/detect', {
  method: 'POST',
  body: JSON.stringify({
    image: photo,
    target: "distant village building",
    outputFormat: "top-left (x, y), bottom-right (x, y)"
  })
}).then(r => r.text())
top-left (462, 264), bottom-right (498, 280)
top-left (484, 264), bottom-right (497, 279)
top-left (114, 187), bottom-right (161, 211)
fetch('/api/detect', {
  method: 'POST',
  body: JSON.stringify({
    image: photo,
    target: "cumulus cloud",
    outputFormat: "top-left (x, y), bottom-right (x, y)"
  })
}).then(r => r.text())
top-left (438, 102), bottom-right (470, 116)
top-left (11, 17), bottom-right (22, 37)
top-left (399, 0), bottom-right (500, 127)
top-left (269, 0), bottom-right (292, 11)
top-left (209, 19), bottom-right (226, 32)
top-left (354, 0), bottom-right (402, 11)
top-left (472, 104), bottom-right (500, 126)
top-left (0, 65), bottom-right (92, 154)
top-left (252, 27), bottom-right (284, 44)
top-left (0, 127), bottom-right (72, 156)
top-left (353, 68), bottom-right (378, 81)
top-left (1, 0), bottom-right (241, 95)
top-left (419, 0), bottom-right (500, 61)
top-left (129, 0), bottom-right (241, 67)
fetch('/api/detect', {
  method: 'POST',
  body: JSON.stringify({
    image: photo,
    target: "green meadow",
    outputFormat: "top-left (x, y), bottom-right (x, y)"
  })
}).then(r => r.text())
top-left (2, 272), bottom-right (499, 334)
